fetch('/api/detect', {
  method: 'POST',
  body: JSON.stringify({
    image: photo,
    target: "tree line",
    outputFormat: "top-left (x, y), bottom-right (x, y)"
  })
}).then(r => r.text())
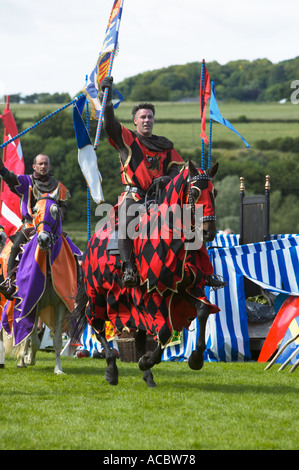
top-left (116, 57), bottom-right (299, 102)
top-left (8, 57), bottom-right (299, 104)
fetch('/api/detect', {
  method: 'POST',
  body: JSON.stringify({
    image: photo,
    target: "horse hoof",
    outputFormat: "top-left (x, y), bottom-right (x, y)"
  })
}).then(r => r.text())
top-left (0, 364), bottom-right (4, 369)
top-left (25, 358), bottom-right (36, 366)
top-left (105, 365), bottom-right (118, 385)
top-left (143, 370), bottom-right (157, 388)
top-left (54, 370), bottom-right (65, 375)
top-left (105, 375), bottom-right (118, 386)
top-left (188, 351), bottom-right (204, 371)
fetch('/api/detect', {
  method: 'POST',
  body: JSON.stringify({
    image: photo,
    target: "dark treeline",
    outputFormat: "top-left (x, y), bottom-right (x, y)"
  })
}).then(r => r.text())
top-left (9, 57), bottom-right (299, 104)
top-left (9, 92), bottom-right (72, 104)
top-left (116, 57), bottom-right (299, 102)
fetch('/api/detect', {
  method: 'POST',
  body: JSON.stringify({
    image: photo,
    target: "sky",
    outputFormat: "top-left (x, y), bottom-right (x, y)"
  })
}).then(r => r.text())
top-left (0, 0), bottom-right (298, 99)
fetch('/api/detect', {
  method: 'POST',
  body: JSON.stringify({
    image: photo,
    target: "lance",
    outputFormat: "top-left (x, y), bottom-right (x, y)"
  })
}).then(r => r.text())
top-left (0, 95), bottom-right (84, 150)
top-left (201, 59), bottom-right (206, 170)
top-left (85, 75), bottom-right (91, 240)
top-left (94, 50), bottom-right (115, 150)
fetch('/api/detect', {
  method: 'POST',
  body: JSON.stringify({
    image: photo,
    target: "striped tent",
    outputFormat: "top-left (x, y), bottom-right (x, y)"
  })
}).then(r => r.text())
top-left (162, 234), bottom-right (299, 362)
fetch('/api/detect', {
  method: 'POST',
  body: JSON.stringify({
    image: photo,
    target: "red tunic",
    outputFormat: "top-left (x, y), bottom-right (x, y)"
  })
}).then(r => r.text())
top-left (109, 125), bottom-right (185, 202)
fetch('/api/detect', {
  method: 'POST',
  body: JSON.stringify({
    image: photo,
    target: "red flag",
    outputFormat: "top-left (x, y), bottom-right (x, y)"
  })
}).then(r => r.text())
top-left (258, 295), bottom-right (299, 362)
top-left (200, 62), bottom-right (211, 145)
top-left (0, 98), bottom-right (24, 237)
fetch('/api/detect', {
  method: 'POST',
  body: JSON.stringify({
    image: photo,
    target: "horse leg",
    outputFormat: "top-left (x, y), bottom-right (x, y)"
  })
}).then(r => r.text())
top-left (22, 315), bottom-right (41, 367)
top-left (17, 338), bottom-right (29, 368)
top-left (95, 327), bottom-right (118, 385)
top-left (53, 305), bottom-right (65, 375)
top-left (138, 341), bottom-right (163, 374)
top-left (135, 330), bottom-right (157, 388)
top-left (188, 301), bottom-right (210, 371)
top-left (0, 329), bottom-right (5, 368)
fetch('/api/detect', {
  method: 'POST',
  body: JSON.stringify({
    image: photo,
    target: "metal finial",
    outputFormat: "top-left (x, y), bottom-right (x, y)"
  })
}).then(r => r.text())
top-left (240, 177), bottom-right (245, 193)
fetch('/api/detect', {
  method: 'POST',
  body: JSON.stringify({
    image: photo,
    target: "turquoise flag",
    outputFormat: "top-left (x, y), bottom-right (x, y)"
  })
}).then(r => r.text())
top-left (210, 88), bottom-right (251, 149)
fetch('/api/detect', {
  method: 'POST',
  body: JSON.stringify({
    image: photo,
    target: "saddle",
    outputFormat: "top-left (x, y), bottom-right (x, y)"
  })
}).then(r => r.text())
top-left (107, 178), bottom-right (166, 258)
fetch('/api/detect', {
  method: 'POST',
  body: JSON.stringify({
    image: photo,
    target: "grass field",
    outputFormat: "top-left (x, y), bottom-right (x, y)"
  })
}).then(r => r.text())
top-left (0, 353), bottom-right (298, 450)
top-left (6, 100), bottom-right (299, 153)
top-left (153, 121), bottom-right (299, 151)
top-left (8, 100), bottom-right (299, 121)
top-left (103, 101), bottom-right (299, 122)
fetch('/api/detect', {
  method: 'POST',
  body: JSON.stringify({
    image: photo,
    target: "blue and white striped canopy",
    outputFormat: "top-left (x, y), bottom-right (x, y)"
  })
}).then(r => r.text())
top-left (162, 234), bottom-right (299, 362)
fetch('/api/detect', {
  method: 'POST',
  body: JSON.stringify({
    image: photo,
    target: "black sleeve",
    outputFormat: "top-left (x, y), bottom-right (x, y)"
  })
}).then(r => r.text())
top-left (0, 167), bottom-right (20, 195)
top-left (103, 103), bottom-right (124, 150)
top-left (167, 164), bottom-right (180, 178)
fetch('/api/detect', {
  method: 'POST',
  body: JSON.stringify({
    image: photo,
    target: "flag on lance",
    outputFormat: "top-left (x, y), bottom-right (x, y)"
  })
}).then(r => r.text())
top-left (200, 60), bottom-right (211, 145)
top-left (84, 0), bottom-right (124, 120)
top-left (210, 85), bottom-right (250, 148)
top-left (0, 97), bottom-right (24, 237)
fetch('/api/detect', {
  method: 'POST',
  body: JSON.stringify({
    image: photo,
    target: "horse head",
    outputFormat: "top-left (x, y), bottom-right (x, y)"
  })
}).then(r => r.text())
top-left (33, 187), bottom-right (62, 250)
top-left (187, 159), bottom-right (218, 242)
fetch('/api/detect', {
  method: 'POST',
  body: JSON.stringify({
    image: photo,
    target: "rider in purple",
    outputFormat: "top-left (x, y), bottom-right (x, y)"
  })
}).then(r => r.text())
top-left (0, 153), bottom-right (70, 298)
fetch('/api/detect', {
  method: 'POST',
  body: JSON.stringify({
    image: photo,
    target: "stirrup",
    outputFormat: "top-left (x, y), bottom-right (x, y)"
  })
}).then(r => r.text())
top-left (205, 274), bottom-right (227, 290)
top-left (122, 267), bottom-right (139, 287)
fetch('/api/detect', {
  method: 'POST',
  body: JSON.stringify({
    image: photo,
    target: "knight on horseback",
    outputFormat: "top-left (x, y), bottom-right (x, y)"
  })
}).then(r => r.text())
top-left (101, 77), bottom-right (185, 286)
top-left (0, 153), bottom-right (70, 299)
top-left (101, 77), bottom-right (186, 286)
top-left (100, 77), bottom-right (225, 290)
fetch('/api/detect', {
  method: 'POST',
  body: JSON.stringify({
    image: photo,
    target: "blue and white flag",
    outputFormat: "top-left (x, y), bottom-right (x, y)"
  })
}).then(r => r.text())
top-left (73, 95), bottom-right (104, 204)
top-left (210, 87), bottom-right (251, 149)
top-left (84, 0), bottom-right (124, 119)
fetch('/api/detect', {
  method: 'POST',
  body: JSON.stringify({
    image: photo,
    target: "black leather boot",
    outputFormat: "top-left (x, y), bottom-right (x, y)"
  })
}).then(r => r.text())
top-left (0, 272), bottom-right (16, 301)
top-left (205, 274), bottom-right (227, 289)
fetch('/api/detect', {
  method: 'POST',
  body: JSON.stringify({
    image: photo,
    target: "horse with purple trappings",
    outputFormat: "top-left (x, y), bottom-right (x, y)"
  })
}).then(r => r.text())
top-left (0, 188), bottom-right (81, 373)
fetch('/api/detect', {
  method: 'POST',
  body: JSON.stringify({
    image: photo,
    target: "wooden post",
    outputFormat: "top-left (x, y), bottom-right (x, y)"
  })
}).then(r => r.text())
top-left (264, 175), bottom-right (270, 241)
top-left (239, 176), bottom-right (245, 245)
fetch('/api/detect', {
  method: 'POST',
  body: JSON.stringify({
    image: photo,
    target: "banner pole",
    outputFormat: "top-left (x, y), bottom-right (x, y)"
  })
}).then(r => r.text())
top-left (0, 95), bottom-right (84, 150)
top-left (94, 50), bottom-right (115, 150)
top-left (201, 59), bottom-right (205, 170)
top-left (208, 81), bottom-right (214, 169)
top-left (85, 75), bottom-right (91, 240)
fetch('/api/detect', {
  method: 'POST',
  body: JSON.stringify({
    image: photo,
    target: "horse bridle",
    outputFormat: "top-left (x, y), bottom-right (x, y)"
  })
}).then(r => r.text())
top-left (187, 173), bottom-right (216, 225)
top-left (34, 196), bottom-right (60, 246)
